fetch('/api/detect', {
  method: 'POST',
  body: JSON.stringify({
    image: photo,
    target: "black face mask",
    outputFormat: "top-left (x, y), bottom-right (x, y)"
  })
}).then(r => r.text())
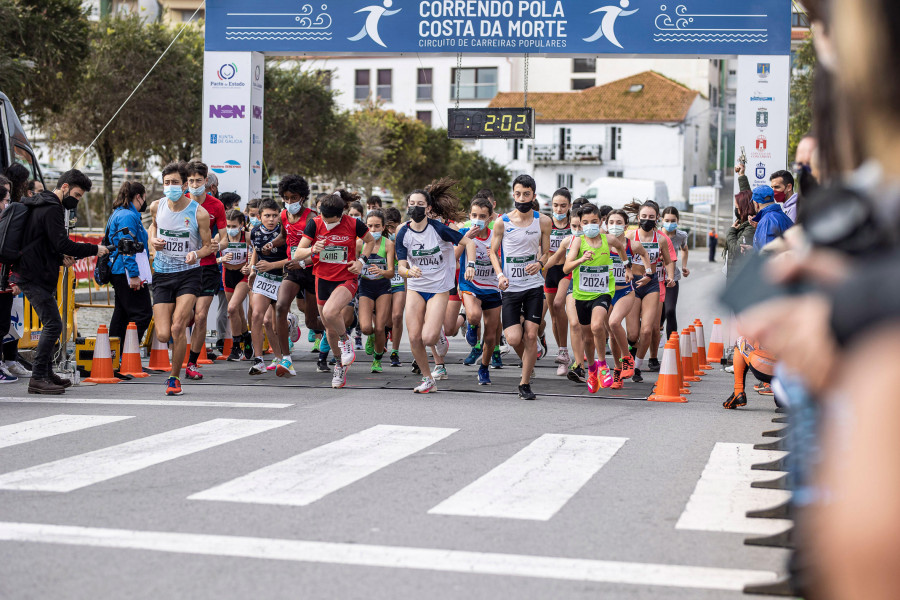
top-left (408, 206), bottom-right (427, 223)
top-left (137, 198), bottom-right (147, 213)
top-left (62, 195), bottom-right (79, 211)
top-left (515, 202), bottom-right (533, 214)
top-left (639, 219), bottom-right (656, 232)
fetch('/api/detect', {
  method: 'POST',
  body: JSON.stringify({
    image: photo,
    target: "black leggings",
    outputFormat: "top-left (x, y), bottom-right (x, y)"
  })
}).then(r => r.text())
top-left (660, 280), bottom-right (679, 339)
top-left (0, 293), bottom-right (18, 361)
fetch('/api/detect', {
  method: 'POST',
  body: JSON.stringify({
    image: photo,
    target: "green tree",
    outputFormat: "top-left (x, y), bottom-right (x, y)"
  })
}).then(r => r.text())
top-left (46, 15), bottom-right (204, 210)
top-left (446, 145), bottom-right (511, 209)
top-left (789, 36), bottom-right (815, 160)
top-left (264, 62), bottom-right (359, 181)
top-left (0, 0), bottom-right (91, 126)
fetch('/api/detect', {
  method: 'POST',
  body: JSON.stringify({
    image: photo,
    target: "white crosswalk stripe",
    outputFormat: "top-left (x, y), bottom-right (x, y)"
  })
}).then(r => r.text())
top-left (676, 442), bottom-right (791, 535)
top-left (429, 434), bottom-right (628, 521)
top-left (190, 424), bottom-right (458, 507)
top-left (0, 397), bottom-right (292, 409)
top-left (0, 418), bottom-right (293, 493)
top-left (0, 415), bottom-right (133, 450)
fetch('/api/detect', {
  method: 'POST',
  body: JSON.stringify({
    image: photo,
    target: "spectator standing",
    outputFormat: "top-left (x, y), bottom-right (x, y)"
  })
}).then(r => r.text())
top-left (4, 164), bottom-right (29, 203)
top-left (750, 185), bottom-right (793, 250)
top-left (770, 169), bottom-right (798, 222)
top-left (707, 229), bottom-right (718, 262)
top-left (107, 181), bottom-right (152, 344)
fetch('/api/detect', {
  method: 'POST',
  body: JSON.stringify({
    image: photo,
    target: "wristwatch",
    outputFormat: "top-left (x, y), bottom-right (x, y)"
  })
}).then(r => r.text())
top-left (624, 260), bottom-right (632, 269)
top-left (466, 261), bottom-right (475, 269)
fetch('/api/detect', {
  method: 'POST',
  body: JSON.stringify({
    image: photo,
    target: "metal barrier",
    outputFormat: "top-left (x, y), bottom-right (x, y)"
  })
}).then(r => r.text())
top-left (19, 268), bottom-right (77, 349)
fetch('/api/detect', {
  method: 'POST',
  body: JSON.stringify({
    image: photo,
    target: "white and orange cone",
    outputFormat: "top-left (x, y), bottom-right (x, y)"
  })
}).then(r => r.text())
top-left (647, 340), bottom-right (687, 403)
top-left (119, 322), bottom-right (149, 378)
top-left (707, 318), bottom-right (725, 364)
top-left (694, 320), bottom-right (713, 370)
top-left (84, 325), bottom-right (120, 384)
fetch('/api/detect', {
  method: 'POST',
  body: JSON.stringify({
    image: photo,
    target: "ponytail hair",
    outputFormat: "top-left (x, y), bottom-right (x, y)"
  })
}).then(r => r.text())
top-left (423, 177), bottom-right (466, 222)
top-left (113, 181), bottom-right (146, 209)
top-left (226, 208), bottom-right (246, 227)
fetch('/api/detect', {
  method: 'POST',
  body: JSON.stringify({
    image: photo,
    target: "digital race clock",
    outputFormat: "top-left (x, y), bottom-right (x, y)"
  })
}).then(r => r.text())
top-left (447, 108), bottom-right (535, 140)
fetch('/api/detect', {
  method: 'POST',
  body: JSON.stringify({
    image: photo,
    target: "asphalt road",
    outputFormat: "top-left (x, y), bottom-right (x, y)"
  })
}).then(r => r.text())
top-left (0, 259), bottom-right (791, 600)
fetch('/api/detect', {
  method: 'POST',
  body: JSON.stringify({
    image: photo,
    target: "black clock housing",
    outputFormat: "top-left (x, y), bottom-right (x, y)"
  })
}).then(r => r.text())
top-left (447, 108), bottom-right (535, 139)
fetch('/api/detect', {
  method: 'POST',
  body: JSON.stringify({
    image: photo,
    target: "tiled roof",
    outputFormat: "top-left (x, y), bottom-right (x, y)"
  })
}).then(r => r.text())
top-left (489, 71), bottom-right (699, 124)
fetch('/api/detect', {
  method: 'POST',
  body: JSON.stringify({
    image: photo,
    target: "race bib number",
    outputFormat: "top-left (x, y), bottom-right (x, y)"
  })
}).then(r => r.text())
top-left (159, 229), bottom-right (190, 259)
top-left (320, 245), bottom-right (348, 264)
top-left (550, 229), bottom-right (570, 253)
top-left (391, 271), bottom-right (404, 287)
top-left (474, 258), bottom-right (495, 281)
top-left (252, 270), bottom-right (283, 301)
top-left (643, 242), bottom-right (660, 266)
top-left (611, 255), bottom-right (627, 283)
top-left (363, 256), bottom-right (387, 280)
top-left (226, 242), bottom-right (247, 265)
top-left (411, 246), bottom-right (442, 272)
top-left (505, 254), bottom-right (536, 280)
top-left (579, 265), bottom-right (610, 294)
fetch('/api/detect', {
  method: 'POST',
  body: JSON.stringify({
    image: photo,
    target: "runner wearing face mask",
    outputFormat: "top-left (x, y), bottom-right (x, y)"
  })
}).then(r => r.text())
top-left (357, 210), bottom-right (395, 373)
top-left (294, 191), bottom-right (377, 389)
top-left (220, 210), bottom-right (251, 361)
top-left (544, 188), bottom-right (573, 376)
top-left (383, 207), bottom-right (407, 367)
top-left (658, 207), bottom-right (689, 342)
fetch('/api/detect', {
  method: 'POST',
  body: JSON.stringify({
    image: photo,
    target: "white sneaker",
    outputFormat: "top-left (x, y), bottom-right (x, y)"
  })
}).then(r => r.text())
top-left (500, 336), bottom-right (511, 356)
top-left (331, 365), bottom-right (346, 388)
top-left (414, 377), bottom-right (436, 394)
top-left (4, 361), bottom-right (31, 377)
top-left (287, 312), bottom-right (301, 343)
top-left (435, 328), bottom-right (449, 357)
top-left (339, 337), bottom-right (356, 367)
top-left (276, 358), bottom-right (297, 378)
top-left (724, 365), bottom-right (734, 373)
top-left (432, 365), bottom-right (448, 380)
top-left (555, 348), bottom-right (570, 365)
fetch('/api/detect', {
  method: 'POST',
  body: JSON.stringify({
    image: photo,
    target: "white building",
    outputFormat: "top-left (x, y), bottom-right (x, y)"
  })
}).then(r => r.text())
top-left (478, 72), bottom-right (710, 205)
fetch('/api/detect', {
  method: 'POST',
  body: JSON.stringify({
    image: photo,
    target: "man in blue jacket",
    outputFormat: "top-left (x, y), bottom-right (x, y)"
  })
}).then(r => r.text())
top-left (751, 185), bottom-right (794, 251)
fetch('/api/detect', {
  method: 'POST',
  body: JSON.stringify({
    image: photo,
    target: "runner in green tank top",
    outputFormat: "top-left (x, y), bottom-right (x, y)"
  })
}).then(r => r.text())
top-left (357, 211), bottom-right (395, 373)
top-left (563, 204), bottom-right (633, 394)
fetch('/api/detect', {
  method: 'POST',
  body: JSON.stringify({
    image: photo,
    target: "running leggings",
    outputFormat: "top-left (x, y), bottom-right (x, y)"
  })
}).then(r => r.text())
top-left (660, 281), bottom-right (679, 339)
top-left (733, 350), bottom-right (774, 394)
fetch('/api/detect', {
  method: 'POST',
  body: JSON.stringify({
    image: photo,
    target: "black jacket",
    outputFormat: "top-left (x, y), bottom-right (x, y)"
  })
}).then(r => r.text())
top-left (14, 191), bottom-right (98, 290)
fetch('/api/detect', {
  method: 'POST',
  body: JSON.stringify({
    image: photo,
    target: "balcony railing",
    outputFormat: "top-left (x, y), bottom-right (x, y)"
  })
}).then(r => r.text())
top-left (532, 144), bottom-right (603, 163)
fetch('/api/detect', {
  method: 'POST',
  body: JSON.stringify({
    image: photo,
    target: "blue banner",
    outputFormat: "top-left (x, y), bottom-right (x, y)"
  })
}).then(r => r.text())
top-left (206, 1), bottom-right (792, 56)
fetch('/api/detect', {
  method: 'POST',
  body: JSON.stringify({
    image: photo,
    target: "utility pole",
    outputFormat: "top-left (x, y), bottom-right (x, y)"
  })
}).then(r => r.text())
top-left (714, 107), bottom-right (723, 231)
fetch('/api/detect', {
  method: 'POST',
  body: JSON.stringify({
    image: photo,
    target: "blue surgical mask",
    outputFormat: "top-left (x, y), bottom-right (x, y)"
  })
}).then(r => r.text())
top-left (371, 231), bottom-right (382, 241)
top-left (354, 215), bottom-right (363, 222)
top-left (553, 213), bottom-right (568, 222)
top-left (388, 233), bottom-right (396, 241)
top-left (227, 227), bottom-right (240, 237)
top-left (663, 222), bottom-right (678, 232)
top-left (471, 219), bottom-right (485, 230)
top-left (583, 224), bottom-right (601, 239)
top-left (286, 202), bottom-right (302, 215)
top-left (163, 185), bottom-right (183, 202)
top-left (249, 217), bottom-right (261, 228)
top-left (573, 230), bottom-right (584, 238)
top-left (189, 184), bottom-right (206, 197)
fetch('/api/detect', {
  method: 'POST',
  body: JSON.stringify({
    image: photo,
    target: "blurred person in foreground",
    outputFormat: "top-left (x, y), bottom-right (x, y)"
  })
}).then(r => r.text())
top-left (737, 0), bottom-right (900, 598)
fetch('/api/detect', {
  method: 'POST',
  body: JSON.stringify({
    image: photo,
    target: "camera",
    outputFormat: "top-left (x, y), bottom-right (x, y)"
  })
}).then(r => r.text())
top-left (105, 228), bottom-right (145, 256)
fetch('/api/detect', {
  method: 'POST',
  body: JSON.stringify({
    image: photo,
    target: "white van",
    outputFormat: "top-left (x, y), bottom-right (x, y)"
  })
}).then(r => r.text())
top-left (578, 177), bottom-right (669, 210)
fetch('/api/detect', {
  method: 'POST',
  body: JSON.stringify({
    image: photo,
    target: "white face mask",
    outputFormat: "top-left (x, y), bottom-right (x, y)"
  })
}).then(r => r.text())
top-left (324, 220), bottom-right (341, 231)
top-left (607, 224), bottom-right (625, 237)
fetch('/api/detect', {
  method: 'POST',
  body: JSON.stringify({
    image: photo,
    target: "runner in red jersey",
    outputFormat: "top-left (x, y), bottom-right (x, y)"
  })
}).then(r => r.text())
top-left (295, 190), bottom-right (376, 389)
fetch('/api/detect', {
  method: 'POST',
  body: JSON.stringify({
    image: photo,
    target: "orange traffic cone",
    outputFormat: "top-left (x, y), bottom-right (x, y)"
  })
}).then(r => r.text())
top-left (681, 329), bottom-right (701, 382)
top-left (695, 320), bottom-right (712, 370)
top-left (182, 326), bottom-right (192, 368)
top-left (147, 334), bottom-right (172, 372)
top-left (647, 341), bottom-right (687, 403)
top-left (217, 337), bottom-right (233, 361)
top-left (84, 325), bottom-right (120, 384)
top-left (119, 322), bottom-right (149, 378)
top-left (670, 332), bottom-right (690, 395)
top-left (688, 326), bottom-right (706, 377)
top-left (707, 318), bottom-right (725, 364)
top-left (196, 340), bottom-right (213, 365)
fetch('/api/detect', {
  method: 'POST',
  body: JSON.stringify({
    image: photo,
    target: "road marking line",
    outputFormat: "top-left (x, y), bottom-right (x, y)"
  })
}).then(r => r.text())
top-left (0, 419), bottom-right (293, 492)
top-left (676, 443), bottom-right (791, 535)
top-left (0, 522), bottom-right (778, 591)
top-left (0, 415), bottom-right (134, 450)
top-left (429, 434), bottom-right (628, 521)
top-left (0, 397), bottom-right (293, 409)
top-left (190, 424), bottom-right (457, 507)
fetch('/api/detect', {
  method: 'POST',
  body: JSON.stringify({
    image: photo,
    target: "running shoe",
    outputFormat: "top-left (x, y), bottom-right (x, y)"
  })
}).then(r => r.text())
top-left (435, 329), bottom-right (450, 357)
top-left (339, 337), bottom-right (356, 367)
top-left (477, 364), bottom-right (491, 385)
top-left (0, 369), bottom-right (18, 383)
top-left (556, 360), bottom-right (568, 377)
top-left (567, 364), bottom-right (586, 384)
top-left (371, 358), bottom-right (383, 373)
top-left (312, 337), bottom-right (321, 353)
top-left (611, 369), bottom-right (623, 390)
top-left (316, 358), bottom-right (329, 373)
top-left (287, 312), bottom-right (301, 343)
top-left (390, 350), bottom-right (401, 367)
top-left (490, 350), bottom-right (503, 369)
top-left (500, 337), bottom-right (510, 356)
top-left (354, 333), bottom-right (363, 350)
top-left (329, 356), bottom-right (337, 366)
top-left (242, 334), bottom-right (253, 360)
top-left (724, 365), bottom-right (734, 373)
top-left (266, 358), bottom-right (281, 371)
top-left (411, 360), bottom-right (421, 375)
top-left (620, 356), bottom-right (636, 379)
top-left (432, 365), bottom-right (448, 381)
top-left (226, 344), bottom-right (243, 362)
top-left (414, 377), bottom-right (436, 394)
top-left (332, 365), bottom-right (347, 389)
top-left (308, 329), bottom-right (316, 343)
top-left (556, 347), bottom-right (570, 366)
top-left (757, 383), bottom-right (774, 396)
top-left (632, 368), bottom-right (643, 383)
top-left (3, 361), bottom-right (31, 377)
top-left (518, 384), bottom-right (536, 401)
top-left (463, 345), bottom-right (481, 366)
top-left (587, 365), bottom-right (600, 394)
top-left (365, 334), bottom-right (375, 356)
top-left (185, 363), bottom-right (203, 381)
top-left (276, 358), bottom-right (297, 378)
top-left (647, 357), bottom-right (661, 372)
top-left (754, 382), bottom-right (766, 392)
top-left (598, 361), bottom-right (614, 389)
top-left (465, 322), bottom-right (479, 347)
top-left (723, 392), bottom-right (748, 409)
top-left (248, 358), bottom-right (266, 376)
top-left (165, 376), bottom-right (182, 396)
top-left (537, 334), bottom-right (548, 361)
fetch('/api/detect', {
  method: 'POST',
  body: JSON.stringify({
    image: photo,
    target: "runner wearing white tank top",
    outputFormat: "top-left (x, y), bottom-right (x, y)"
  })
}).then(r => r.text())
top-left (489, 175), bottom-right (552, 401)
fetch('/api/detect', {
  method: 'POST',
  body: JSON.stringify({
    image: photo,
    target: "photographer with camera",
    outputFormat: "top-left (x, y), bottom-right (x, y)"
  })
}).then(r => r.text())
top-left (106, 181), bottom-right (152, 344)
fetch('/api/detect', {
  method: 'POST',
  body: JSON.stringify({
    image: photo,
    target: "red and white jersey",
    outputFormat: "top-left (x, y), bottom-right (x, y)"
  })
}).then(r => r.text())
top-left (302, 214), bottom-right (368, 282)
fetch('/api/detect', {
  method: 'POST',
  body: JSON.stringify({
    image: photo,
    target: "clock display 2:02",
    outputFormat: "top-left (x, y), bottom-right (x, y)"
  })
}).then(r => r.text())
top-left (448, 108), bottom-right (534, 138)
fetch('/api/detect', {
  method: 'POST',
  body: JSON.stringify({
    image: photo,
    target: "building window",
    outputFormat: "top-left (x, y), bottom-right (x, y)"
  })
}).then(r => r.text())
top-left (182, 9), bottom-right (204, 22)
top-left (377, 69), bottom-right (392, 101)
top-left (572, 58), bottom-right (596, 73)
top-left (450, 67), bottom-right (498, 100)
top-left (694, 125), bottom-right (699, 153)
top-left (512, 140), bottom-right (520, 161)
top-left (557, 174), bottom-right (574, 189)
top-left (417, 68), bottom-right (432, 101)
top-left (571, 78), bottom-right (595, 91)
top-left (727, 103), bottom-right (736, 117)
top-left (607, 171), bottom-right (624, 178)
top-left (355, 70), bottom-right (370, 102)
top-left (610, 126), bottom-right (622, 161)
top-left (416, 111), bottom-right (432, 127)
top-left (791, 11), bottom-right (810, 27)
